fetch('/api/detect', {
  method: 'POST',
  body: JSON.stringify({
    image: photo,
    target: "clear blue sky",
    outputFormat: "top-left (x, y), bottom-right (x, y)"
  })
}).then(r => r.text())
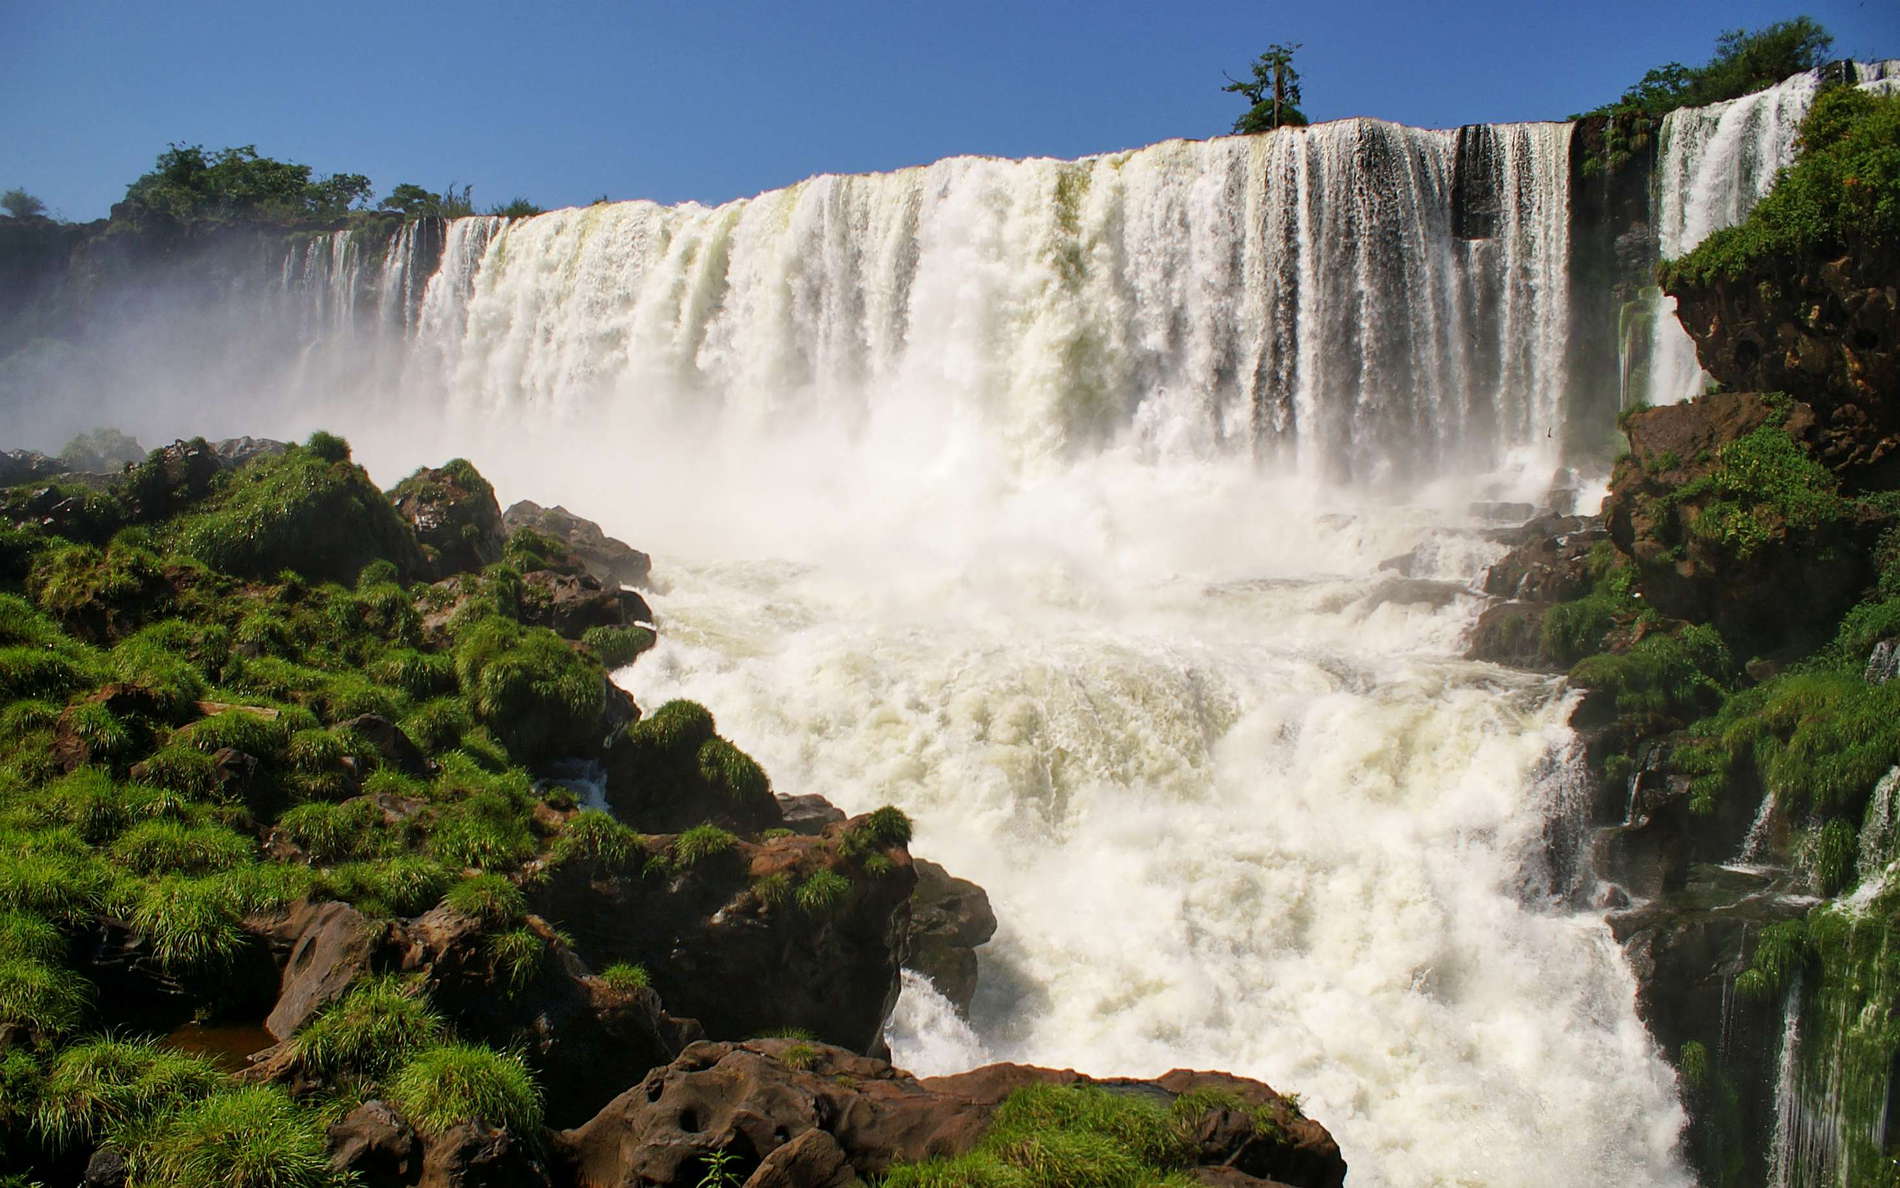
top-left (3, 0), bottom-right (1895, 222)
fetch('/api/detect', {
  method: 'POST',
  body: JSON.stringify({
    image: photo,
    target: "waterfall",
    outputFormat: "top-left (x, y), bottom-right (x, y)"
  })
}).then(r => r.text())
top-left (393, 120), bottom-right (1573, 483)
top-left (1644, 62), bottom-right (1900, 407)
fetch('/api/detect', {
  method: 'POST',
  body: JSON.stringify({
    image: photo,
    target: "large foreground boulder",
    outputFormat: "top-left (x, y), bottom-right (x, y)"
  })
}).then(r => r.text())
top-left (558, 1040), bottom-right (1346, 1188)
top-left (390, 461), bottom-right (507, 579)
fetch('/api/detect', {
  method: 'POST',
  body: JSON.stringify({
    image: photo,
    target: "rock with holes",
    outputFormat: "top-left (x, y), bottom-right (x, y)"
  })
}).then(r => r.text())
top-left (556, 1040), bottom-right (1344, 1188)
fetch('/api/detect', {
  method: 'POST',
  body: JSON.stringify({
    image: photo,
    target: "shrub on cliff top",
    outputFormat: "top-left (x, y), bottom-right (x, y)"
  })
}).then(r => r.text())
top-left (1664, 86), bottom-right (1900, 287)
top-left (387, 1043), bottom-right (542, 1139)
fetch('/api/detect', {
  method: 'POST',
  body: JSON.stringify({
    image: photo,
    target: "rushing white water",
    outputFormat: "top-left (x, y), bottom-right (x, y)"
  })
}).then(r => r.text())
top-left (1645, 62), bottom-right (1900, 407)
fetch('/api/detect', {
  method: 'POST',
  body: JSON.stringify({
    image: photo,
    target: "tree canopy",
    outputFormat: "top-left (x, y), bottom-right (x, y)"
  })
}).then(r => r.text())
top-left (1224, 44), bottom-right (1308, 134)
top-left (1578, 17), bottom-right (1834, 119)
top-left (118, 144), bottom-right (371, 226)
top-left (1, 188), bottom-right (48, 219)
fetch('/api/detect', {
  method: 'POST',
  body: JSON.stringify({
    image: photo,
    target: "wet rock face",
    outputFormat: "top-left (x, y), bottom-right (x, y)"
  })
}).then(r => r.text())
top-left (1669, 242), bottom-right (1900, 487)
top-left (905, 859), bottom-right (997, 1015)
top-left (1609, 866), bottom-right (1806, 1188)
top-left (502, 499), bottom-right (652, 589)
top-left (558, 1041), bottom-right (1346, 1188)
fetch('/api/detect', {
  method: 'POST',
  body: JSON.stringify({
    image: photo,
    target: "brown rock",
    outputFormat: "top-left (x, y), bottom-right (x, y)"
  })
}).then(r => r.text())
top-left (327, 1100), bottom-right (420, 1186)
top-left (420, 1122), bottom-right (550, 1188)
top-left (265, 901), bottom-right (383, 1041)
top-left (502, 500), bottom-right (652, 588)
top-left (557, 1042), bottom-right (1345, 1188)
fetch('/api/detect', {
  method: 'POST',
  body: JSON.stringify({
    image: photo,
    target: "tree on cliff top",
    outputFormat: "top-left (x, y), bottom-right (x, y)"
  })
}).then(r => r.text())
top-left (1224, 44), bottom-right (1308, 133)
top-left (118, 144), bottom-right (371, 227)
top-left (2, 188), bottom-right (47, 219)
top-left (1578, 17), bottom-right (1834, 119)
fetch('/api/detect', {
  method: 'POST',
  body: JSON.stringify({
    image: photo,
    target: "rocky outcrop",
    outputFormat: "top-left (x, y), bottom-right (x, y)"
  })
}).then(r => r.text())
top-left (904, 859), bottom-right (997, 1015)
top-left (519, 569), bottom-right (653, 637)
top-left (390, 463), bottom-right (507, 580)
top-left (1668, 240), bottom-right (1900, 487)
top-left (558, 1040), bottom-right (1346, 1188)
top-left (1465, 512), bottom-right (1605, 670)
top-left (246, 897), bottom-right (702, 1129)
top-left (1603, 391), bottom-right (1880, 654)
top-left (502, 500), bottom-right (651, 589)
top-left (531, 819), bottom-right (913, 1057)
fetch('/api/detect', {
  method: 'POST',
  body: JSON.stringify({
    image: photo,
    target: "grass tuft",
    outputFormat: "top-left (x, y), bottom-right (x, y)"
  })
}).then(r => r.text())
top-left (387, 1043), bottom-right (543, 1139)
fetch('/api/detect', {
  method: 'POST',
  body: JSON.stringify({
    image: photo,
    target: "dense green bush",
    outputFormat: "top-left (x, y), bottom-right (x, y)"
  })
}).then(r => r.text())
top-left (1569, 623), bottom-right (1734, 723)
top-left (33, 1038), bottom-right (223, 1151)
top-left (452, 615), bottom-right (604, 765)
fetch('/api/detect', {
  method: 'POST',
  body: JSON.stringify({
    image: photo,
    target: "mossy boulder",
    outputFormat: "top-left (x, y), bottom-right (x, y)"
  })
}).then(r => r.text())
top-left (501, 501), bottom-right (650, 589)
top-left (602, 700), bottom-right (782, 835)
top-left (389, 459), bottom-right (506, 580)
top-left (170, 434), bottom-right (424, 584)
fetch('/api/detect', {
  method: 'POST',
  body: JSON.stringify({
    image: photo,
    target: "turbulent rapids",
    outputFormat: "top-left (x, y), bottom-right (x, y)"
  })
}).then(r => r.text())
top-left (21, 103), bottom-right (1826, 1185)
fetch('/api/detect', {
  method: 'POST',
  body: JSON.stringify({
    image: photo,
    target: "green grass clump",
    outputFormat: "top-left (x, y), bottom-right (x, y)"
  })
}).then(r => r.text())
top-left (627, 699), bottom-right (715, 754)
top-left (549, 809), bottom-right (641, 869)
top-left (126, 1084), bottom-right (334, 1188)
top-left (293, 975), bottom-right (445, 1079)
top-left (581, 625), bottom-right (654, 668)
top-left (598, 962), bottom-right (650, 994)
top-left (795, 869), bottom-right (852, 915)
top-left (489, 925), bottom-right (549, 993)
top-left (110, 820), bottom-right (252, 876)
top-left (26, 540), bottom-right (168, 631)
top-left (1664, 87), bottom-right (1900, 288)
top-left (133, 745), bottom-right (220, 797)
top-left (121, 875), bottom-right (246, 971)
top-left (452, 616), bottom-right (604, 765)
top-left (169, 441), bottom-right (420, 585)
top-left (1569, 623), bottom-right (1733, 724)
top-left (276, 800), bottom-right (383, 864)
top-left (0, 644), bottom-right (96, 701)
top-left (673, 823), bottom-right (738, 867)
top-left (0, 851), bottom-right (113, 922)
top-left (387, 1043), bottom-right (543, 1139)
top-left (1674, 426), bottom-right (1845, 559)
top-left (109, 634), bottom-right (211, 718)
top-left (33, 1037), bottom-right (223, 1150)
top-left (442, 874), bottom-right (526, 926)
top-left (427, 793), bottom-right (535, 871)
top-left (314, 857), bottom-right (450, 918)
top-left (174, 709), bottom-right (291, 761)
top-left (697, 737), bottom-right (770, 805)
top-left (0, 954), bottom-right (91, 1040)
top-left (1736, 920), bottom-right (1809, 999)
top-left (369, 649), bottom-right (454, 700)
top-left (401, 697), bottom-right (473, 754)
top-left (0, 909), bottom-right (64, 964)
top-left (884, 1082), bottom-right (1204, 1188)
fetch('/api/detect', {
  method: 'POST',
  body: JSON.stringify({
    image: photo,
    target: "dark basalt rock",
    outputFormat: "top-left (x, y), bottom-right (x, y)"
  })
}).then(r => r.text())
top-left (327, 1100), bottom-right (421, 1187)
top-left (906, 859), bottom-right (997, 1016)
top-left (502, 499), bottom-right (652, 589)
top-left (557, 1041), bottom-right (1346, 1188)
top-left (1466, 600), bottom-right (1561, 670)
top-left (0, 447), bottom-right (65, 486)
top-left (1604, 392), bottom-right (1878, 654)
top-left (1669, 240), bottom-right (1900, 488)
top-left (530, 822), bottom-right (913, 1056)
top-left (1480, 517), bottom-right (1605, 601)
top-left (519, 569), bottom-right (653, 638)
top-left (775, 792), bottom-right (847, 836)
top-left (1609, 865), bottom-right (1810, 1188)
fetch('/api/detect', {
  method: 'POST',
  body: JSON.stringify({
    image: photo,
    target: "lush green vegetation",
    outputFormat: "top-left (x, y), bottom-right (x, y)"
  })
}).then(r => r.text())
top-left (1, 189), bottom-right (47, 220)
top-left (1662, 84), bottom-right (1900, 287)
top-left (387, 1043), bottom-right (543, 1139)
top-left (118, 145), bottom-right (372, 228)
